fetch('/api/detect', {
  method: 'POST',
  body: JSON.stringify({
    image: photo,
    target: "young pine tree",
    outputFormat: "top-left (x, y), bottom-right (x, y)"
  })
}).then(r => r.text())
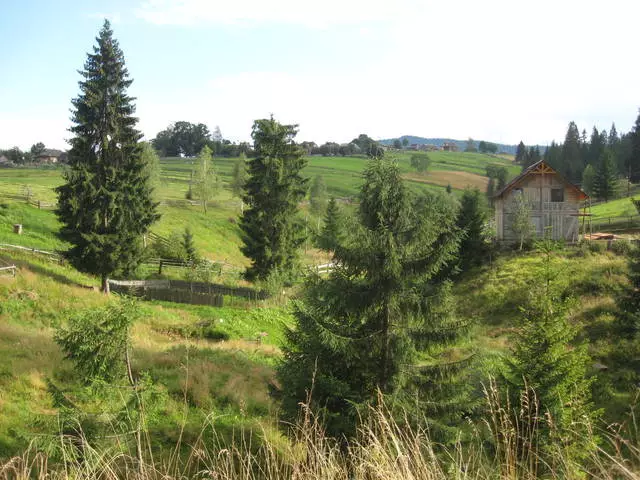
top-left (593, 150), bottom-right (619, 202)
top-left (316, 196), bottom-right (341, 252)
top-left (277, 159), bottom-right (473, 441)
top-left (240, 117), bottom-right (308, 282)
top-left (56, 20), bottom-right (159, 293)
top-left (456, 188), bottom-right (489, 271)
top-left (182, 228), bottom-right (199, 263)
top-left (504, 235), bottom-right (595, 468)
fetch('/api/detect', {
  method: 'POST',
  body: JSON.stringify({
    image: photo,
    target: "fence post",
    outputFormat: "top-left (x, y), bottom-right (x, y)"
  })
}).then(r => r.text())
top-left (158, 260), bottom-right (163, 275)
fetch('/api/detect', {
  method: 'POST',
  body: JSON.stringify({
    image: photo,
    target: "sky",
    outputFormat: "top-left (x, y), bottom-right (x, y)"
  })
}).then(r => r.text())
top-left (1, 0), bottom-right (639, 151)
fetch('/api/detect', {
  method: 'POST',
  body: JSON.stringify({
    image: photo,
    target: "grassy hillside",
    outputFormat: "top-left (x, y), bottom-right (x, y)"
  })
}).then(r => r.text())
top-left (0, 151), bottom-right (515, 265)
top-left (0, 250), bottom-right (292, 456)
top-left (0, 242), bottom-right (636, 458)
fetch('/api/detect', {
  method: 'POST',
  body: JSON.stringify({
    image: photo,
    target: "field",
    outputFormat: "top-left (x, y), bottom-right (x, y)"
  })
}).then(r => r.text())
top-left (0, 151), bottom-right (517, 263)
top-left (3, 151), bottom-right (639, 472)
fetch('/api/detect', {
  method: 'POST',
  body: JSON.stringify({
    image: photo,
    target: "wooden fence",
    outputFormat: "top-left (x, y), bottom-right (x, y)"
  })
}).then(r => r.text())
top-left (108, 278), bottom-right (268, 307)
top-left (588, 215), bottom-right (640, 232)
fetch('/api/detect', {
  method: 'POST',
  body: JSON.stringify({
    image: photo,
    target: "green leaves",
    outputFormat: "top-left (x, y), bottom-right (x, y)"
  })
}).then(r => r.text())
top-left (55, 299), bottom-right (139, 384)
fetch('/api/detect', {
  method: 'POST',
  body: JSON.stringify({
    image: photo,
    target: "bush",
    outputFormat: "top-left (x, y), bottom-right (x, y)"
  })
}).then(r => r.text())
top-left (588, 241), bottom-right (608, 254)
top-left (202, 326), bottom-right (230, 342)
top-left (610, 240), bottom-right (632, 256)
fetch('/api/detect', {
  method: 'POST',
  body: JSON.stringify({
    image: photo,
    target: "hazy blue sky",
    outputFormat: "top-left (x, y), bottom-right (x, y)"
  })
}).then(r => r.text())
top-left (1, 0), bottom-right (639, 150)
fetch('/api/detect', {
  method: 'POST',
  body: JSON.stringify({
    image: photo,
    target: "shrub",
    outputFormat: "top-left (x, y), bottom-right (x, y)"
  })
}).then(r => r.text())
top-left (610, 240), bottom-right (632, 256)
top-left (588, 241), bottom-right (608, 254)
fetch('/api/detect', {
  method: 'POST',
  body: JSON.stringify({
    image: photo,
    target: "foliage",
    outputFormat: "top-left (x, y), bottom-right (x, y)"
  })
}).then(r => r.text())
top-left (582, 164), bottom-right (595, 197)
top-left (464, 137), bottom-right (477, 152)
top-left (278, 159), bottom-right (472, 441)
top-left (231, 152), bottom-right (248, 199)
top-left (515, 141), bottom-right (527, 164)
top-left (182, 227), bottom-right (199, 263)
top-left (309, 175), bottom-right (328, 216)
top-left (456, 188), bottom-right (490, 271)
top-left (55, 20), bottom-right (160, 292)
top-left (503, 236), bottom-right (596, 468)
top-left (140, 141), bottom-right (161, 200)
top-left (55, 299), bottom-right (139, 384)
top-left (617, 243), bottom-right (640, 337)
top-left (511, 191), bottom-right (534, 250)
top-left (316, 197), bottom-right (341, 252)
top-left (194, 145), bottom-right (219, 213)
top-left (240, 117), bottom-right (308, 282)
top-left (593, 150), bottom-right (619, 202)
top-left (410, 153), bottom-right (430, 173)
top-left (152, 121), bottom-right (211, 157)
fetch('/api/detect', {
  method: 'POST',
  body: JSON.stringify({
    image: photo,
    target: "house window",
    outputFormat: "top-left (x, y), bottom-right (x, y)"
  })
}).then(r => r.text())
top-left (551, 188), bottom-right (564, 202)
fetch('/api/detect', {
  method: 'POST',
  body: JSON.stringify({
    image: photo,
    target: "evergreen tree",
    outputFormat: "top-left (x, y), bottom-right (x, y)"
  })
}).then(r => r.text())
top-left (277, 159), bottom-right (472, 441)
top-left (581, 164), bottom-right (595, 197)
top-left (588, 126), bottom-right (606, 166)
top-left (456, 188), bottom-right (489, 271)
top-left (182, 227), bottom-right (198, 263)
top-left (561, 122), bottom-right (583, 182)
top-left (56, 20), bottom-right (159, 293)
top-left (316, 197), bottom-right (341, 252)
top-left (515, 141), bottom-right (527, 165)
top-left (608, 122), bottom-right (619, 148)
top-left (617, 241), bottom-right (640, 337)
top-left (194, 145), bottom-right (219, 214)
top-left (593, 150), bottom-right (619, 202)
top-left (504, 236), bottom-right (595, 467)
top-left (628, 110), bottom-right (640, 182)
top-left (309, 175), bottom-right (328, 216)
top-left (240, 116), bottom-right (307, 282)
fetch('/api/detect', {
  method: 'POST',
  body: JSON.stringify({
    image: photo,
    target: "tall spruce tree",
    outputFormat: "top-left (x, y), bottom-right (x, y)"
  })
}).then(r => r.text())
top-left (593, 150), bottom-right (619, 202)
top-left (515, 141), bottom-right (527, 165)
top-left (581, 164), bottom-right (595, 197)
top-left (240, 116), bottom-right (307, 282)
top-left (456, 188), bottom-right (489, 271)
top-left (56, 20), bottom-right (159, 293)
top-left (277, 159), bottom-right (473, 441)
top-left (561, 121), bottom-right (583, 182)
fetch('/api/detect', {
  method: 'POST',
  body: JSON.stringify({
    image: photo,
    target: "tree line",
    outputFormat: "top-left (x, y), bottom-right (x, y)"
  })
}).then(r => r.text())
top-left (514, 115), bottom-right (640, 202)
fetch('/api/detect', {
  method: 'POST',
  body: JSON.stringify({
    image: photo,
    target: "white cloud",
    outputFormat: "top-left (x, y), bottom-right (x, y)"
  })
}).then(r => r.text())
top-left (135, 0), bottom-right (423, 28)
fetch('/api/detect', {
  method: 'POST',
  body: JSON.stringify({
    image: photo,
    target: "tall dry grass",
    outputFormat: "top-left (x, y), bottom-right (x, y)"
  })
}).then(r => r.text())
top-left (2, 382), bottom-right (640, 480)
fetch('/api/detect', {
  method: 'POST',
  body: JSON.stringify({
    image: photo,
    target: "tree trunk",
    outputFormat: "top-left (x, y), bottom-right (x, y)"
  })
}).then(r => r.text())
top-left (101, 274), bottom-right (110, 294)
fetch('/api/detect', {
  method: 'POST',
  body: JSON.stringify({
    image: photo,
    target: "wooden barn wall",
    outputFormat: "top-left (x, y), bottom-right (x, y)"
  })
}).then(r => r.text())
top-left (496, 173), bottom-right (582, 243)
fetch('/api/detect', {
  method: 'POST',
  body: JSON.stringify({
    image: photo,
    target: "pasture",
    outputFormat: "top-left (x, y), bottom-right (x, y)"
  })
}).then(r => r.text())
top-left (0, 151), bottom-right (516, 264)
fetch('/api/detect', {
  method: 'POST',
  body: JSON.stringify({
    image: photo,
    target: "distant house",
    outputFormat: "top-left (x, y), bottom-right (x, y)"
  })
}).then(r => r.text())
top-left (494, 160), bottom-right (588, 243)
top-left (0, 154), bottom-right (12, 166)
top-left (442, 142), bottom-right (458, 152)
top-left (36, 149), bottom-right (63, 163)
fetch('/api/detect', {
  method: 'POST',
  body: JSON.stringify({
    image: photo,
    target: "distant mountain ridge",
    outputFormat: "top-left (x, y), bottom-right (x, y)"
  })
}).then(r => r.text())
top-left (378, 136), bottom-right (519, 155)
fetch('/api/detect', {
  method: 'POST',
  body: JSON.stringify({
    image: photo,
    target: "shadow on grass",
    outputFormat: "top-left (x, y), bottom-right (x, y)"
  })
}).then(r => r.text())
top-left (0, 254), bottom-right (96, 290)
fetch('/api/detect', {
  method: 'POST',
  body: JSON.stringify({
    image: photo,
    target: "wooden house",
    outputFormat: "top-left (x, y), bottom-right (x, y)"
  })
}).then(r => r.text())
top-left (494, 160), bottom-right (588, 243)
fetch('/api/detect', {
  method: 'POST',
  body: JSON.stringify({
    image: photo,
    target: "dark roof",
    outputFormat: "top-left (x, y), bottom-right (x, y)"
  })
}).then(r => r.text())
top-left (37, 149), bottom-right (63, 157)
top-left (494, 160), bottom-right (588, 201)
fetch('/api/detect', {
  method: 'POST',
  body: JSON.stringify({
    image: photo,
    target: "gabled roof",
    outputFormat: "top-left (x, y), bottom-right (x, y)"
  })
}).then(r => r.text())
top-left (494, 160), bottom-right (588, 201)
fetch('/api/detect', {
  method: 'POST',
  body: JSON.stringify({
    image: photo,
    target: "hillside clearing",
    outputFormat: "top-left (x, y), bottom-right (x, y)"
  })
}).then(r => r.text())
top-left (403, 170), bottom-right (489, 191)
